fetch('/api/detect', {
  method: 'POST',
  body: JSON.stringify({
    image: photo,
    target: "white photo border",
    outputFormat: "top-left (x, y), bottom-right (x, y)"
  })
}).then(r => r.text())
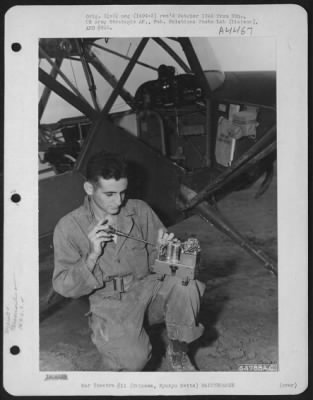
top-left (3, 4), bottom-right (308, 396)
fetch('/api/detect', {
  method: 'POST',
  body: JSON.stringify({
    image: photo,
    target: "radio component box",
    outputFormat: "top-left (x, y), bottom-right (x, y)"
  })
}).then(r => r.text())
top-left (151, 237), bottom-right (201, 285)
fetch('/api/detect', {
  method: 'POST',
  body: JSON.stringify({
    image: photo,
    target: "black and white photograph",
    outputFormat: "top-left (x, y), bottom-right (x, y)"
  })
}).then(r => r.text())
top-left (3, 4), bottom-right (308, 396)
top-left (38, 36), bottom-right (278, 374)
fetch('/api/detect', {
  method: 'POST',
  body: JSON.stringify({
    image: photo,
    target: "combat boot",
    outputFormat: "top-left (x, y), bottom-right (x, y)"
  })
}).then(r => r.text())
top-left (166, 341), bottom-right (197, 371)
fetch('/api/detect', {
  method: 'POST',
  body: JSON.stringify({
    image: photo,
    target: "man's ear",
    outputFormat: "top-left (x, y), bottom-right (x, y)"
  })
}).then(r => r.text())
top-left (84, 181), bottom-right (94, 196)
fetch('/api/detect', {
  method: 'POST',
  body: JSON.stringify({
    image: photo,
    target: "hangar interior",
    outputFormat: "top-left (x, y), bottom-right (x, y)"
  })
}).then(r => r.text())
top-left (38, 37), bottom-right (277, 371)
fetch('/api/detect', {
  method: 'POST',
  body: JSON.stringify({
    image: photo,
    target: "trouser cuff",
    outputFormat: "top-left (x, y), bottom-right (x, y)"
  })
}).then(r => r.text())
top-left (167, 322), bottom-right (204, 344)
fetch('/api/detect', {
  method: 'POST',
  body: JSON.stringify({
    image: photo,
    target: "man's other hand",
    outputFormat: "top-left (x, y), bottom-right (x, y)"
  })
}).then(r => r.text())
top-left (157, 228), bottom-right (175, 245)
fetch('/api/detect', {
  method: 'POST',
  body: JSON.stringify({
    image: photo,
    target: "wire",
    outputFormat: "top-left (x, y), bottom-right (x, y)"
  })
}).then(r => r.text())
top-left (70, 59), bottom-right (79, 93)
top-left (126, 42), bottom-right (132, 57)
top-left (63, 154), bottom-right (77, 163)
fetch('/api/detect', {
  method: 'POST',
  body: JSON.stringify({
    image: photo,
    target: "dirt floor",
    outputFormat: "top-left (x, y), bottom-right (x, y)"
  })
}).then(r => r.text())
top-left (39, 172), bottom-right (277, 372)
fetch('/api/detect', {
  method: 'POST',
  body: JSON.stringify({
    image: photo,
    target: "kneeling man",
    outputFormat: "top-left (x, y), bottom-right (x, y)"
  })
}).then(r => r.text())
top-left (53, 151), bottom-right (205, 371)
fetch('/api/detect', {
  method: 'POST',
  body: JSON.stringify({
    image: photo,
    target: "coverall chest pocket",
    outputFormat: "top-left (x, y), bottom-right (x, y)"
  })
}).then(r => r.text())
top-left (125, 236), bottom-right (146, 251)
top-left (125, 224), bottom-right (146, 251)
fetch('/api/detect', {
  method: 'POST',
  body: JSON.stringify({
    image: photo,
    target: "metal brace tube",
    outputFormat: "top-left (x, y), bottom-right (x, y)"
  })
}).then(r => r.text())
top-left (180, 184), bottom-right (277, 276)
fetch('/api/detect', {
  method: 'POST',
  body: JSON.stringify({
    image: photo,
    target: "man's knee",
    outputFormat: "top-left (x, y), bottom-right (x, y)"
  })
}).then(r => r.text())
top-left (116, 337), bottom-right (152, 371)
top-left (169, 277), bottom-right (205, 303)
top-left (96, 339), bottom-right (151, 371)
top-left (92, 326), bottom-right (151, 370)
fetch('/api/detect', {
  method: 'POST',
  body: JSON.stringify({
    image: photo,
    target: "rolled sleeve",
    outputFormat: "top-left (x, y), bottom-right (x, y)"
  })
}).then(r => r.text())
top-left (53, 222), bottom-right (102, 298)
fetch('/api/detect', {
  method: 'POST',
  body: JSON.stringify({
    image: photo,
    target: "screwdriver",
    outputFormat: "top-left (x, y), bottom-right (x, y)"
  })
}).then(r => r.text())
top-left (107, 225), bottom-right (156, 247)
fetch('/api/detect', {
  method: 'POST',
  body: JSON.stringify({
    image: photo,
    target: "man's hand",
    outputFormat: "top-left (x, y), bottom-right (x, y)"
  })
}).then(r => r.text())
top-left (87, 219), bottom-right (113, 262)
top-left (157, 228), bottom-right (175, 245)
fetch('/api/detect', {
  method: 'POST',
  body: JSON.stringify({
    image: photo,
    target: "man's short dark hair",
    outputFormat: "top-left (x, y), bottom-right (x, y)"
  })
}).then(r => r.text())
top-left (86, 151), bottom-right (128, 183)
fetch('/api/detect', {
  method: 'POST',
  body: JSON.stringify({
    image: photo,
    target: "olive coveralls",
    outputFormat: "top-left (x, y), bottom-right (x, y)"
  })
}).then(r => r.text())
top-left (53, 197), bottom-right (205, 371)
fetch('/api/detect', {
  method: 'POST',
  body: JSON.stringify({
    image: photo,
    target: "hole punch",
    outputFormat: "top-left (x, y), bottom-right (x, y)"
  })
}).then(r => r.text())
top-left (11, 193), bottom-right (21, 203)
top-left (10, 345), bottom-right (20, 355)
top-left (11, 42), bottom-right (22, 52)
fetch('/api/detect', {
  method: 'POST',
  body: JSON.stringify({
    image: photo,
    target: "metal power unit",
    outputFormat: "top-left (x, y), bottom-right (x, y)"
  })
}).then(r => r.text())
top-left (151, 237), bottom-right (201, 285)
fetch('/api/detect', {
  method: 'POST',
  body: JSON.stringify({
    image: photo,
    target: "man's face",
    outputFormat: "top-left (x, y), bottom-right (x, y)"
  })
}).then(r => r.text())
top-left (89, 177), bottom-right (128, 216)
